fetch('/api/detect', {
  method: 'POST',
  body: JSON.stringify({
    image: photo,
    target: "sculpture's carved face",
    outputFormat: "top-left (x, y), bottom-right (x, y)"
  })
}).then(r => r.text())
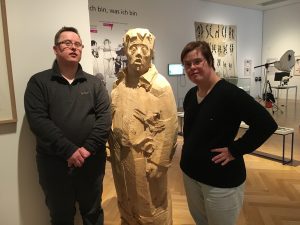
top-left (125, 38), bottom-right (152, 74)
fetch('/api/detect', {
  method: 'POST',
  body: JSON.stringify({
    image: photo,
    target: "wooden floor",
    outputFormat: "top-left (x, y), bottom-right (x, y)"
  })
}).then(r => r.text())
top-left (101, 99), bottom-right (300, 225)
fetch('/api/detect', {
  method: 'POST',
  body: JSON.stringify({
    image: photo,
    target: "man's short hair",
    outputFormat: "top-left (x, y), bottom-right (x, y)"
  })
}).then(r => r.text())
top-left (54, 26), bottom-right (81, 45)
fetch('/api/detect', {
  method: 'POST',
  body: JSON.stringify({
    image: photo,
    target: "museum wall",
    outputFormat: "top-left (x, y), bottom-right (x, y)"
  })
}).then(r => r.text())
top-left (0, 0), bottom-right (263, 225)
top-left (262, 2), bottom-right (300, 99)
top-left (87, 0), bottom-right (263, 106)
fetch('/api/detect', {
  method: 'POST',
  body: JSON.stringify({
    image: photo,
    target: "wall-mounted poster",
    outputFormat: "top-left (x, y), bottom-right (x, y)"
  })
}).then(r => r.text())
top-left (88, 0), bottom-right (141, 93)
top-left (89, 21), bottom-right (128, 92)
top-left (293, 56), bottom-right (300, 76)
top-left (194, 22), bottom-right (237, 78)
top-left (0, 0), bottom-right (17, 124)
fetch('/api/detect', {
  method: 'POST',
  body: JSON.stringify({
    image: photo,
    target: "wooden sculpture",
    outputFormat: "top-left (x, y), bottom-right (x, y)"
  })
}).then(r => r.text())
top-left (108, 28), bottom-right (178, 225)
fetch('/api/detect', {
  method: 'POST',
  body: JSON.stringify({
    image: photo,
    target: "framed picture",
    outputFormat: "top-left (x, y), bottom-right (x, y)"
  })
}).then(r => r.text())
top-left (293, 55), bottom-right (300, 76)
top-left (244, 59), bottom-right (252, 77)
top-left (0, 0), bottom-right (17, 124)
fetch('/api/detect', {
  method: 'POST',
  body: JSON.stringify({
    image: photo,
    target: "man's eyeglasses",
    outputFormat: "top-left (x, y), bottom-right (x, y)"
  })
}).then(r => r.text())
top-left (57, 40), bottom-right (84, 49)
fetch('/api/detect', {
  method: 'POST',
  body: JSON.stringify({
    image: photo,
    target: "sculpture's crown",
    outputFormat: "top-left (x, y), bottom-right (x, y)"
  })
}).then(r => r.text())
top-left (123, 28), bottom-right (155, 49)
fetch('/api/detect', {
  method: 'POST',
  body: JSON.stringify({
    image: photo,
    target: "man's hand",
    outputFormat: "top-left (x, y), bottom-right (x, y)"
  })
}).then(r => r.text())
top-left (67, 147), bottom-right (91, 168)
top-left (79, 147), bottom-right (91, 159)
top-left (211, 147), bottom-right (235, 166)
top-left (68, 148), bottom-right (85, 168)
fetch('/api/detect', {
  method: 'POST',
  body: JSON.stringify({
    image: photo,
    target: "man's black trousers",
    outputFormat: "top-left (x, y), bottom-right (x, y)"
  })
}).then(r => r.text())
top-left (36, 152), bottom-right (106, 225)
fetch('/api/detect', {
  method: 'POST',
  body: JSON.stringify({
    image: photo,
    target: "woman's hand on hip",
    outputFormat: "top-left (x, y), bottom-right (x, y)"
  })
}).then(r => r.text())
top-left (211, 147), bottom-right (235, 166)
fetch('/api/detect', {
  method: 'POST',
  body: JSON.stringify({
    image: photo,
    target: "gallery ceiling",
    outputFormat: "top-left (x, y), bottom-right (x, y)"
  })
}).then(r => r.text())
top-left (202, 0), bottom-right (300, 11)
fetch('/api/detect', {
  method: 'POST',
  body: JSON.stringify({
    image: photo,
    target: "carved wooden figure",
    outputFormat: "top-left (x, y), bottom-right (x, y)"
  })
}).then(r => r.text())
top-left (108, 28), bottom-right (178, 225)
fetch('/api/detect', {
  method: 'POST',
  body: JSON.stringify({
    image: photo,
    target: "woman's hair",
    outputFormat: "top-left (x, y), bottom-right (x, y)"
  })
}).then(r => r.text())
top-left (180, 41), bottom-right (215, 70)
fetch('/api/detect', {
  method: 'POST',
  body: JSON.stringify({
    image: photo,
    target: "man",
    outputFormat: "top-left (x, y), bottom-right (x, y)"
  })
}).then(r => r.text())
top-left (108, 28), bottom-right (178, 225)
top-left (24, 26), bottom-right (111, 225)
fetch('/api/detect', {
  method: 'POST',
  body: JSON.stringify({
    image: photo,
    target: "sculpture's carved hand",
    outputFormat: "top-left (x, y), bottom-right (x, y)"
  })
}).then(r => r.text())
top-left (146, 162), bottom-right (167, 179)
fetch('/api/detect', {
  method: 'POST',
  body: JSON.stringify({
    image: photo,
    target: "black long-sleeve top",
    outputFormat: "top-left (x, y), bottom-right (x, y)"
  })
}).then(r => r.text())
top-left (180, 79), bottom-right (277, 188)
top-left (24, 61), bottom-right (112, 160)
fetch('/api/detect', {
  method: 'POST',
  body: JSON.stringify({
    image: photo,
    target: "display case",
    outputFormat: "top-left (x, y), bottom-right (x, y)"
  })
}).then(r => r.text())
top-left (224, 77), bottom-right (251, 95)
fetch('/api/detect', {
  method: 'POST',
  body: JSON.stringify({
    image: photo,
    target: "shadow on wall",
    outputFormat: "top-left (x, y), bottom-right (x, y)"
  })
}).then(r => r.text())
top-left (18, 116), bottom-right (49, 225)
top-left (18, 116), bottom-right (82, 225)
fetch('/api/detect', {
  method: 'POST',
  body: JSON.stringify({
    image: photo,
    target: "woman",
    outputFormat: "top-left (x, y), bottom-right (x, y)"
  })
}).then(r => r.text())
top-left (180, 41), bottom-right (277, 225)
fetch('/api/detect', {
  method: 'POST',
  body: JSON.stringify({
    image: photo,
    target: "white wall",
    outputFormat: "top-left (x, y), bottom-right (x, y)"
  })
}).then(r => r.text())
top-left (0, 0), bottom-right (262, 225)
top-left (262, 3), bottom-right (300, 99)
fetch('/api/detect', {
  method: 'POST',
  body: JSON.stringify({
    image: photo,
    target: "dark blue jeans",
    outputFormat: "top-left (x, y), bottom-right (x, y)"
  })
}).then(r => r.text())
top-left (36, 152), bottom-right (106, 225)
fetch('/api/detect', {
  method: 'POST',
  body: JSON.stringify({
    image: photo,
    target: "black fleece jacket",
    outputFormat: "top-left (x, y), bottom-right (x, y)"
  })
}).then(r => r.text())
top-left (24, 61), bottom-right (112, 160)
top-left (180, 79), bottom-right (277, 188)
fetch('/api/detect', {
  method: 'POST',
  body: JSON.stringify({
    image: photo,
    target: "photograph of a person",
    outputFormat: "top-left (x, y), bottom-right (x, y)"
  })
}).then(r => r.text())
top-left (91, 39), bottom-right (105, 84)
top-left (294, 56), bottom-right (300, 76)
top-left (102, 38), bottom-right (115, 77)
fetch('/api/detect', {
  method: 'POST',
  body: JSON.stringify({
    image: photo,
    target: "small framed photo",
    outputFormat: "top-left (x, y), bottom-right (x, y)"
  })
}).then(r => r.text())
top-left (293, 56), bottom-right (300, 76)
top-left (244, 59), bottom-right (252, 77)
